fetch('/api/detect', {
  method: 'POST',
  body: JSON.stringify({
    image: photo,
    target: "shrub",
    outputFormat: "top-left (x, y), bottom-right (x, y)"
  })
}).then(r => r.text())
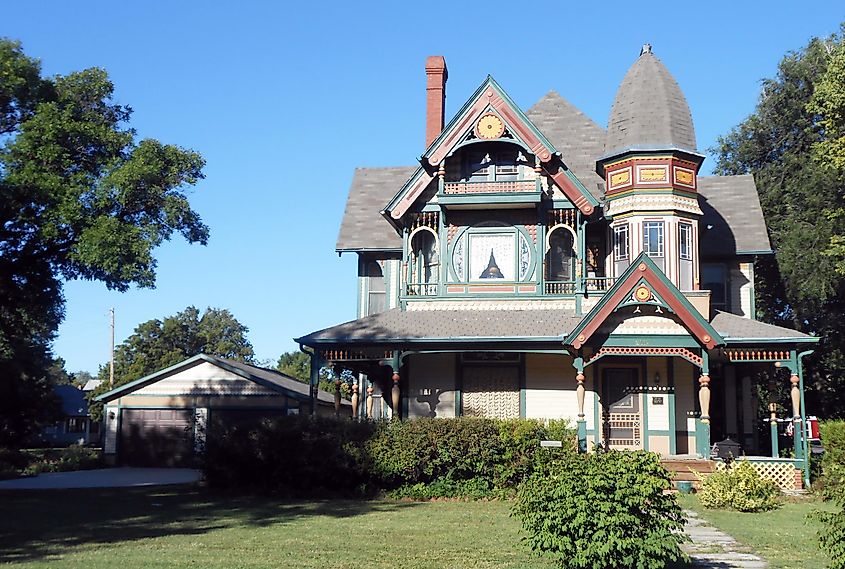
top-left (697, 460), bottom-right (780, 512)
top-left (513, 450), bottom-right (687, 569)
top-left (204, 416), bottom-right (575, 498)
top-left (204, 415), bottom-right (376, 497)
top-left (814, 483), bottom-right (845, 569)
top-left (819, 421), bottom-right (845, 497)
top-left (367, 417), bottom-right (574, 497)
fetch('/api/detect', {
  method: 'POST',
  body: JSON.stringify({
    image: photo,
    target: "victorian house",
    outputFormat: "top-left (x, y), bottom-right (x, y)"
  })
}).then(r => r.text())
top-left (296, 47), bottom-right (818, 484)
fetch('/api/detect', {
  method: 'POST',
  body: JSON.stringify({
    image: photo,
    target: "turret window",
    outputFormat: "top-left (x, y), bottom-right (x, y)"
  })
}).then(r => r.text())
top-left (679, 223), bottom-right (692, 260)
top-left (613, 224), bottom-right (630, 276)
top-left (643, 221), bottom-right (665, 271)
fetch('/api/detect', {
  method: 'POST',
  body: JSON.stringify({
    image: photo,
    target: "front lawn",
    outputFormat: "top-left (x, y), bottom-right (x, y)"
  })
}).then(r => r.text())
top-left (0, 486), bottom-right (556, 569)
top-left (679, 493), bottom-right (838, 569)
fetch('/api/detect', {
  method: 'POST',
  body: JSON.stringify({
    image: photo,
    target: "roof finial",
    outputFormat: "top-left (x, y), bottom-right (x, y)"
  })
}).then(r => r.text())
top-left (640, 43), bottom-right (652, 56)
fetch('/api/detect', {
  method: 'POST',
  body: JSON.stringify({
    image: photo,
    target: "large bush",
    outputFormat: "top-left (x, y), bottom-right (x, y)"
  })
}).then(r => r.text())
top-left (819, 421), bottom-right (845, 497)
top-left (697, 460), bottom-right (780, 512)
top-left (513, 450), bottom-right (687, 569)
top-left (204, 416), bottom-right (574, 498)
top-left (815, 483), bottom-right (845, 569)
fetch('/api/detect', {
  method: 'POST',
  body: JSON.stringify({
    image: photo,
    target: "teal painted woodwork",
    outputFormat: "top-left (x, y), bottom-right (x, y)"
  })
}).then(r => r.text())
top-left (668, 358), bottom-right (677, 455)
top-left (577, 420), bottom-right (587, 453)
top-left (695, 420), bottom-right (711, 458)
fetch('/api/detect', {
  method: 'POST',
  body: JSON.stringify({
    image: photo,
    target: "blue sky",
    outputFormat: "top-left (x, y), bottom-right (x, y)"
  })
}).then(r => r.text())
top-left (4, 1), bottom-right (844, 373)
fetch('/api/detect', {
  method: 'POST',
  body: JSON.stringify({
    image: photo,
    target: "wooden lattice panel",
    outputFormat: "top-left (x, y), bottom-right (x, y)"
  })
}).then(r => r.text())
top-left (716, 461), bottom-right (799, 490)
top-left (607, 413), bottom-right (641, 448)
top-left (462, 368), bottom-right (520, 419)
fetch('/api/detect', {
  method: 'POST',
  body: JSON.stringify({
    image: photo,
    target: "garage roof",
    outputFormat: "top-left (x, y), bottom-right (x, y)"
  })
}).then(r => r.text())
top-left (95, 354), bottom-right (345, 406)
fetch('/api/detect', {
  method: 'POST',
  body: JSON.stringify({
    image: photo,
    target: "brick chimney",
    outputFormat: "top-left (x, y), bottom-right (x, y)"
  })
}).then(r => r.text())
top-left (425, 56), bottom-right (448, 148)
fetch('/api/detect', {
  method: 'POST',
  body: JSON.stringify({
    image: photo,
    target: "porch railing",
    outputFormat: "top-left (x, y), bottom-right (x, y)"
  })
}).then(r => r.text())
top-left (585, 277), bottom-right (616, 291)
top-left (544, 278), bottom-right (616, 295)
top-left (544, 281), bottom-right (576, 295)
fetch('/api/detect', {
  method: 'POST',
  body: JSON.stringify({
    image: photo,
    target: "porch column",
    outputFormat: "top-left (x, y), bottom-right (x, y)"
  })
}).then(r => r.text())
top-left (696, 370), bottom-right (711, 458)
top-left (351, 383), bottom-right (360, 419)
top-left (366, 384), bottom-right (374, 419)
top-left (576, 371), bottom-right (587, 453)
top-left (790, 373), bottom-right (802, 460)
top-left (391, 372), bottom-right (401, 419)
top-left (309, 351), bottom-right (323, 416)
top-left (334, 378), bottom-right (342, 416)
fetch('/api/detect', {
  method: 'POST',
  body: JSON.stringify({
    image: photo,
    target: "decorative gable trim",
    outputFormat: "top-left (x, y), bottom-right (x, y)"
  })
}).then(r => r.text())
top-left (564, 253), bottom-right (724, 350)
top-left (384, 76), bottom-right (599, 220)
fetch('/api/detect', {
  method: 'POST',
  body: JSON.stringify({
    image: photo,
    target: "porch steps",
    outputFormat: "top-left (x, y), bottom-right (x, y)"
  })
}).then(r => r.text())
top-left (661, 457), bottom-right (715, 487)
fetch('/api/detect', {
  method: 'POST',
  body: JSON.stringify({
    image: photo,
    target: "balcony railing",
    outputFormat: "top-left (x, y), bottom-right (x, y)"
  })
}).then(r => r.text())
top-left (545, 278), bottom-right (616, 295)
top-left (443, 180), bottom-right (537, 195)
top-left (544, 281), bottom-right (576, 295)
top-left (585, 277), bottom-right (616, 291)
top-left (406, 283), bottom-right (437, 296)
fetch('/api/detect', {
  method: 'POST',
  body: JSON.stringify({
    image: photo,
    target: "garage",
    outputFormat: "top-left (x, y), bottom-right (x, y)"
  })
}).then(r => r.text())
top-left (119, 409), bottom-right (194, 467)
top-left (96, 354), bottom-right (347, 467)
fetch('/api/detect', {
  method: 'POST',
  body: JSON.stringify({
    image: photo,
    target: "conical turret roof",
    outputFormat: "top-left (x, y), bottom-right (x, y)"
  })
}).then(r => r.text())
top-left (604, 44), bottom-right (697, 158)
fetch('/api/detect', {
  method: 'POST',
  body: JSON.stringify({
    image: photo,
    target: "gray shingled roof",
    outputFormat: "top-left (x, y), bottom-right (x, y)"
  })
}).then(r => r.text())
top-left (297, 308), bottom-right (584, 344)
top-left (211, 356), bottom-right (341, 404)
top-left (710, 311), bottom-right (811, 340)
top-left (604, 50), bottom-right (697, 157)
top-left (336, 167), bottom-right (413, 252)
top-left (526, 92), bottom-right (606, 200)
top-left (297, 307), bottom-right (812, 345)
top-left (698, 175), bottom-right (772, 256)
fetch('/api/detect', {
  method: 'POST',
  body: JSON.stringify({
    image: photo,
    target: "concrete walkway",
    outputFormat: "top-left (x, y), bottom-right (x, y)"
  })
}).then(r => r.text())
top-left (683, 509), bottom-right (767, 568)
top-left (0, 467), bottom-right (201, 490)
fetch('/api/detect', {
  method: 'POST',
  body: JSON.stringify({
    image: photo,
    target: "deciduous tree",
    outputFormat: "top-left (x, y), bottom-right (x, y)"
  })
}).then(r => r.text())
top-left (0, 39), bottom-right (208, 445)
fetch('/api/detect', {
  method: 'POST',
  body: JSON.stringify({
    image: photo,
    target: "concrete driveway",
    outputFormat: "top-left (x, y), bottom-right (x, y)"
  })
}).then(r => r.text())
top-left (0, 467), bottom-right (201, 490)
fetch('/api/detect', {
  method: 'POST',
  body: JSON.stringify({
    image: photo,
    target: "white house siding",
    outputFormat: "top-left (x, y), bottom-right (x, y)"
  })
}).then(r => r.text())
top-left (104, 405), bottom-right (119, 454)
top-left (524, 354), bottom-right (594, 431)
top-left (729, 261), bottom-right (754, 318)
top-left (645, 357), bottom-right (670, 433)
top-left (407, 353), bottom-right (456, 418)
top-left (130, 361), bottom-right (280, 397)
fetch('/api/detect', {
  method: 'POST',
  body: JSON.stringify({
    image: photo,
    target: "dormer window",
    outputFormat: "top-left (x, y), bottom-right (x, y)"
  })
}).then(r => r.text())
top-left (447, 143), bottom-right (529, 183)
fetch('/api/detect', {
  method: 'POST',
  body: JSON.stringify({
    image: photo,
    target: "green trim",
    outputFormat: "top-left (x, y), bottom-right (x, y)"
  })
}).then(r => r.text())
top-left (438, 193), bottom-right (543, 206)
top-left (593, 366), bottom-right (600, 446)
top-left (454, 353), bottom-right (462, 417)
top-left (696, 420), bottom-right (711, 458)
top-left (563, 252), bottom-right (724, 348)
top-left (748, 262), bottom-right (757, 319)
top-left (519, 360), bottom-right (526, 419)
top-left (550, 200), bottom-right (577, 209)
top-left (601, 335), bottom-right (701, 348)
top-left (724, 337), bottom-right (819, 344)
top-left (736, 249), bottom-right (775, 255)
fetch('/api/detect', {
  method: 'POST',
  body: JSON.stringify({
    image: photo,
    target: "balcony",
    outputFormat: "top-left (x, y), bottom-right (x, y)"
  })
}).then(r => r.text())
top-left (438, 179), bottom-right (541, 208)
top-left (406, 283), bottom-right (437, 296)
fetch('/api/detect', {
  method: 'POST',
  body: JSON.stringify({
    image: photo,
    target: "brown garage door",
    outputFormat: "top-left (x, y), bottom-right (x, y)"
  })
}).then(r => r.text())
top-left (119, 409), bottom-right (193, 467)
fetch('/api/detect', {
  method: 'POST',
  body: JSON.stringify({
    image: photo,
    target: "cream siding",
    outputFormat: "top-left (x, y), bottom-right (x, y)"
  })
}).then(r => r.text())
top-left (524, 354), bottom-right (594, 430)
top-left (407, 353), bottom-right (456, 418)
top-left (645, 358), bottom-right (670, 432)
top-left (674, 360), bottom-right (697, 454)
top-left (129, 361), bottom-right (280, 397)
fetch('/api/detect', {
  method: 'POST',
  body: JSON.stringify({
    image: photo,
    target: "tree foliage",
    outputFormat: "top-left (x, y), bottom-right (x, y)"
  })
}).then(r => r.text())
top-left (712, 26), bottom-right (845, 418)
top-left (0, 38), bottom-right (209, 445)
top-left (89, 306), bottom-right (254, 419)
top-left (276, 351), bottom-right (310, 382)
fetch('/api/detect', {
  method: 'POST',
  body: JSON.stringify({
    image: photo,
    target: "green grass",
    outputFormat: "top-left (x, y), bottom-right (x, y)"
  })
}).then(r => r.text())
top-left (679, 494), bottom-right (838, 569)
top-left (0, 486), bottom-right (557, 568)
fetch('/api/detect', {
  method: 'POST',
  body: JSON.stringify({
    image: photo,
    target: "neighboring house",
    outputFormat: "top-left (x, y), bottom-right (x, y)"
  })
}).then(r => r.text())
top-left (296, 47), bottom-right (818, 486)
top-left (95, 354), bottom-right (349, 466)
top-left (37, 384), bottom-right (100, 446)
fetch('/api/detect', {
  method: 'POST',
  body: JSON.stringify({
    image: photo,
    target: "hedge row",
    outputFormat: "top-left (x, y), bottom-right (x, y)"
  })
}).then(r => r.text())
top-left (203, 415), bottom-right (574, 498)
top-left (820, 420), bottom-right (845, 497)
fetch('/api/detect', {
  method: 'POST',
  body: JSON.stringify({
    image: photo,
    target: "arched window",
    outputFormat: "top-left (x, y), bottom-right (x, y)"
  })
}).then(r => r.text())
top-left (410, 230), bottom-right (438, 295)
top-left (365, 261), bottom-right (386, 315)
top-left (546, 228), bottom-right (575, 283)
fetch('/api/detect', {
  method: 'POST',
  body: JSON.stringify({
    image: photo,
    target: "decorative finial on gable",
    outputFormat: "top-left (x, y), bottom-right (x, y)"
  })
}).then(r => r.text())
top-left (640, 43), bottom-right (652, 56)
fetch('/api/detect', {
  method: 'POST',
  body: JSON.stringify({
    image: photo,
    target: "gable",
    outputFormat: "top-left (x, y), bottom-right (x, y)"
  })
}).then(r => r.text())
top-left (384, 77), bottom-right (599, 221)
top-left (565, 253), bottom-right (724, 350)
top-left (131, 361), bottom-right (282, 397)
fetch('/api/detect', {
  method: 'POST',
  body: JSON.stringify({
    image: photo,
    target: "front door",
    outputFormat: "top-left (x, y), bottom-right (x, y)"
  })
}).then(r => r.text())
top-left (603, 368), bottom-right (642, 449)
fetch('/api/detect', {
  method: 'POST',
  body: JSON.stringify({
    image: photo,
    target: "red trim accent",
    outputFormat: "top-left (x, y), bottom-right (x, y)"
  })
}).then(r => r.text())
top-left (544, 165), bottom-right (594, 215)
top-left (571, 265), bottom-right (717, 350)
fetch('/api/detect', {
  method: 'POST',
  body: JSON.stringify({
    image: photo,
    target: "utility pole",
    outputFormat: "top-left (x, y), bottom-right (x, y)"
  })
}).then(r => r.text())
top-left (109, 307), bottom-right (115, 387)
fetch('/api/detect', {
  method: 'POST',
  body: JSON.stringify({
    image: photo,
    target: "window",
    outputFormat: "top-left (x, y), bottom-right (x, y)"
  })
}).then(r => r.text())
top-left (410, 230), bottom-right (438, 294)
top-left (613, 225), bottom-right (629, 259)
top-left (459, 146), bottom-right (523, 182)
top-left (642, 221), bottom-right (664, 257)
top-left (66, 417), bottom-right (86, 433)
top-left (702, 264), bottom-right (727, 310)
top-left (679, 222), bottom-right (694, 290)
top-left (679, 223), bottom-right (693, 261)
top-left (366, 261), bottom-right (386, 315)
top-left (546, 228), bottom-right (575, 281)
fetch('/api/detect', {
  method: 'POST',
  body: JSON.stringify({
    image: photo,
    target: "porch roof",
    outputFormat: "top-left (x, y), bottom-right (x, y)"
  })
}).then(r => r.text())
top-left (296, 307), bottom-right (814, 347)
